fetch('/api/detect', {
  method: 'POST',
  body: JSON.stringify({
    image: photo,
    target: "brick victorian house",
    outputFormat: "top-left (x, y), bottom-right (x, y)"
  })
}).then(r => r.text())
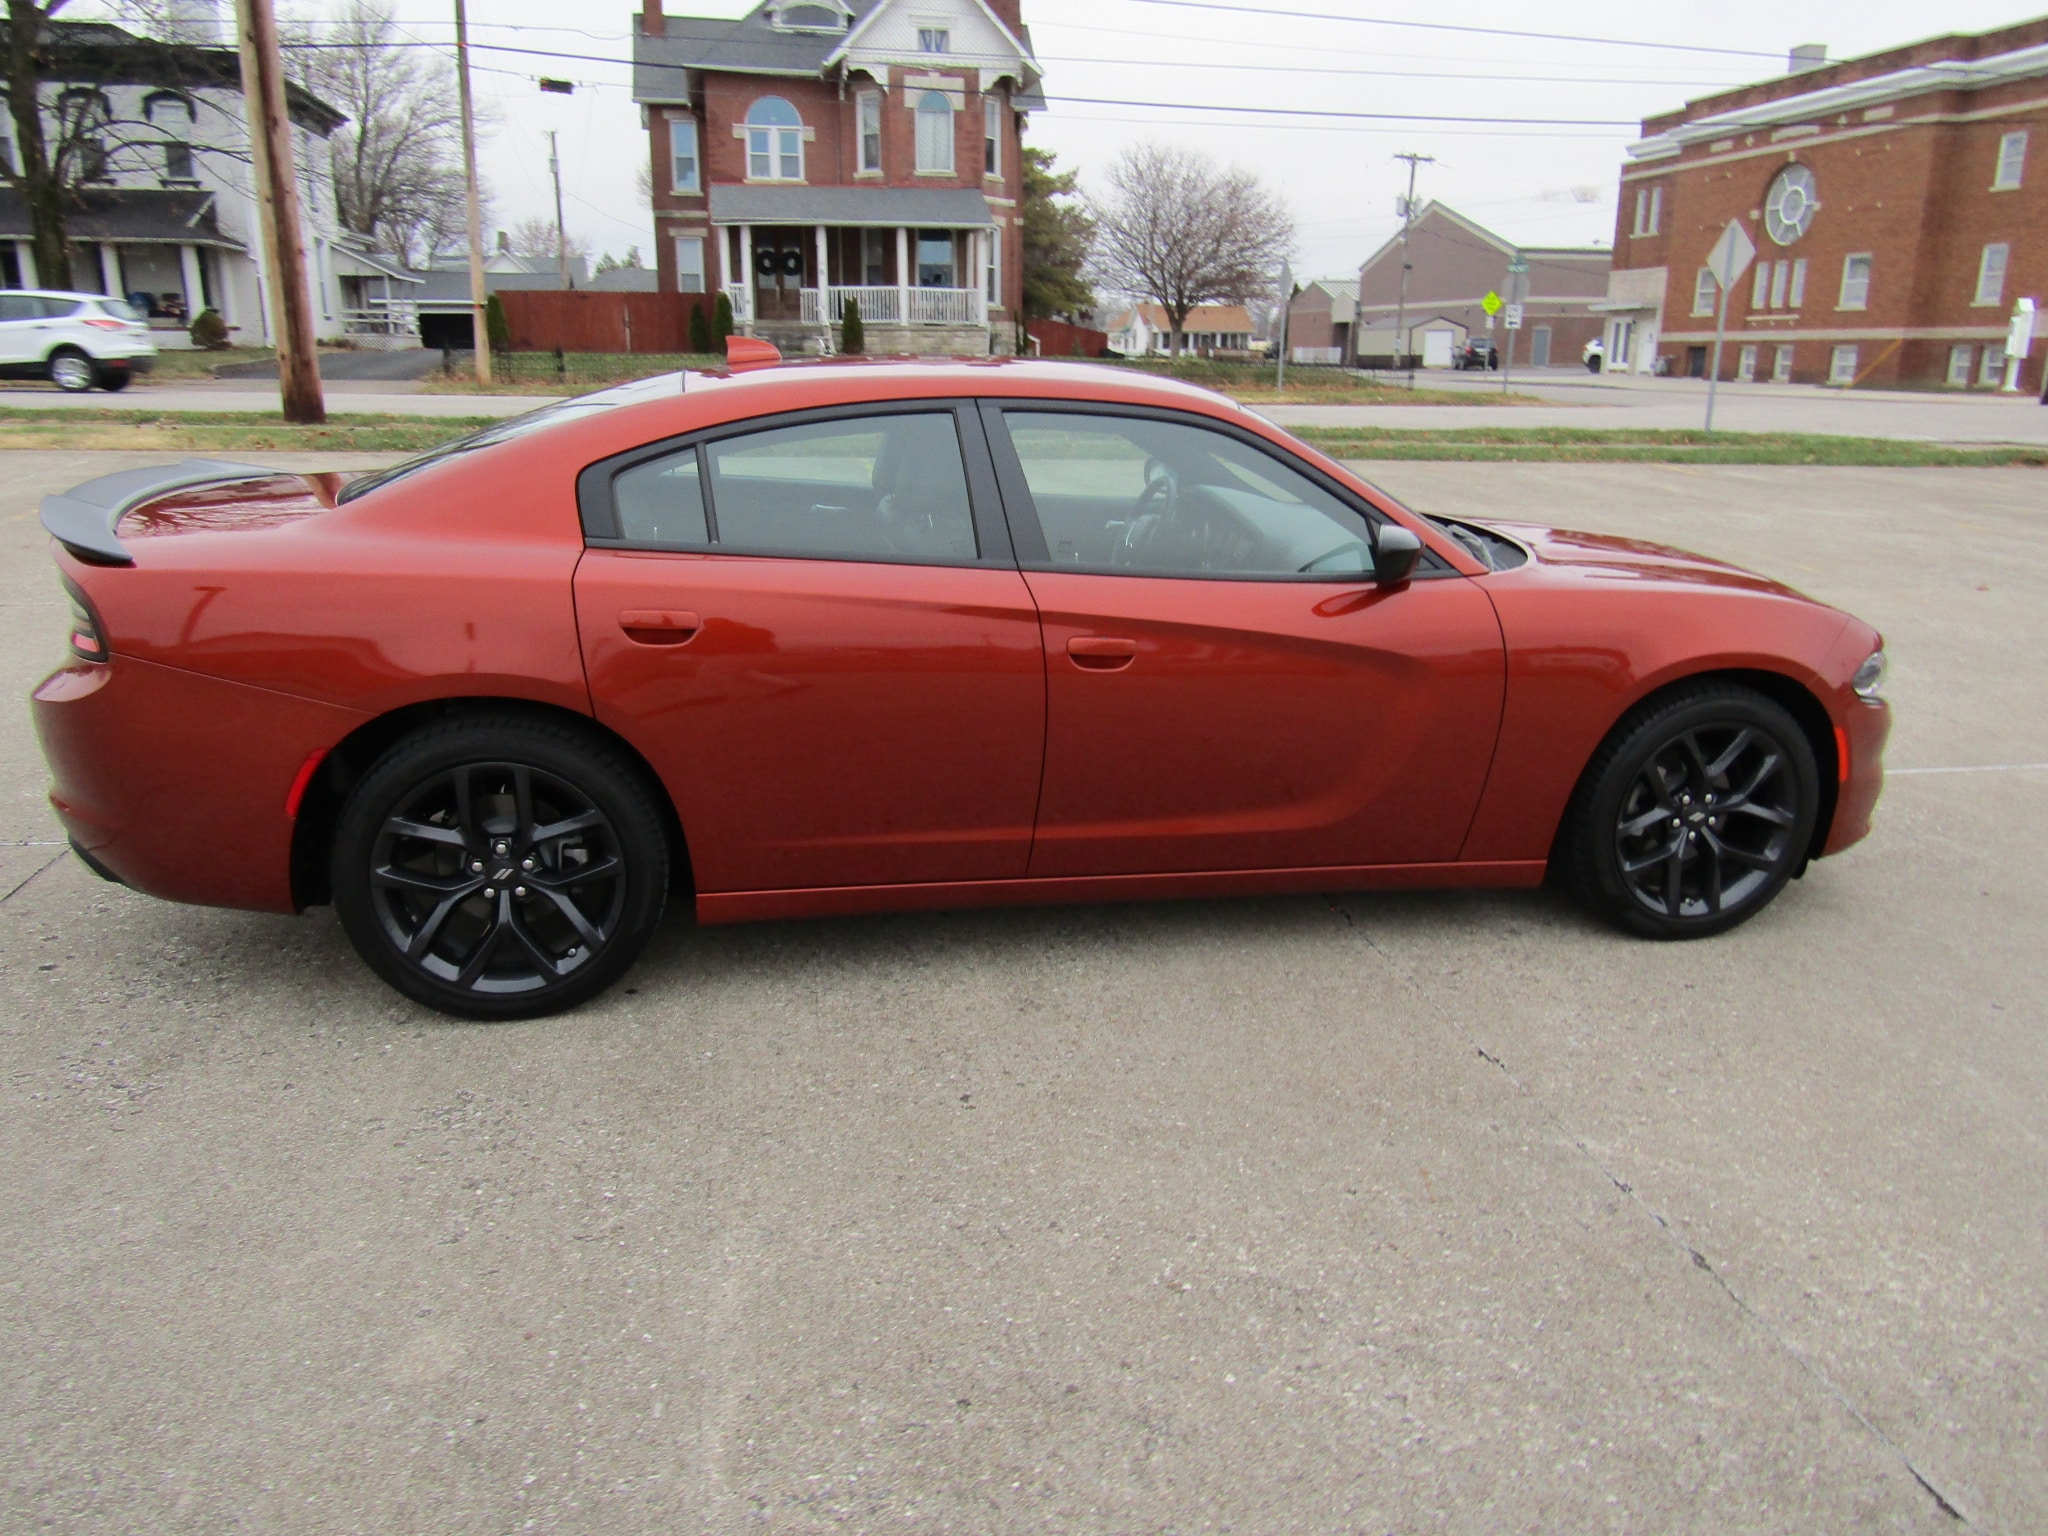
top-left (631, 0), bottom-right (1042, 354)
top-left (1602, 19), bottom-right (2047, 390)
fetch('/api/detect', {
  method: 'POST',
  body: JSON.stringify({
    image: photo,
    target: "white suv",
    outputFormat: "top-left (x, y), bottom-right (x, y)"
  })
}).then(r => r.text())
top-left (0, 290), bottom-right (159, 392)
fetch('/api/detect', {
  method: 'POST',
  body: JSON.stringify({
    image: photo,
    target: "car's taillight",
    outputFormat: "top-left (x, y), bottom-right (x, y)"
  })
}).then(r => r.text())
top-left (80, 317), bottom-right (128, 331)
top-left (61, 574), bottom-right (109, 663)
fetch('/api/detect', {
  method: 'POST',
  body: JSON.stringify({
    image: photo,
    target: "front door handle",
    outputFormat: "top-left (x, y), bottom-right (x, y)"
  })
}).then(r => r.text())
top-left (1067, 636), bottom-right (1138, 671)
top-left (619, 609), bottom-right (702, 645)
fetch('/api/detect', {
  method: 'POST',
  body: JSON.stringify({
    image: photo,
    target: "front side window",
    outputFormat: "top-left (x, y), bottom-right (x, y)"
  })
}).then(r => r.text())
top-left (984, 95), bottom-right (1000, 176)
top-left (915, 91), bottom-right (954, 173)
top-left (669, 118), bottom-right (700, 192)
top-left (1838, 253), bottom-right (1871, 310)
top-left (675, 235), bottom-right (705, 293)
top-left (1692, 266), bottom-right (1716, 316)
top-left (1975, 242), bottom-right (2008, 305)
top-left (745, 96), bottom-right (804, 182)
top-left (857, 91), bottom-right (882, 173)
top-left (1995, 130), bottom-right (2027, 190)
top-left (1001, 411), bottom-right (1379, 579)
top-left (918, 27), bottom-right (950, 52)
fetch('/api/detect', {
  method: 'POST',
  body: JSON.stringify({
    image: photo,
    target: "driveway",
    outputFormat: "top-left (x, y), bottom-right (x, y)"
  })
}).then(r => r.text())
top-left (1, 454), bottom-right (2041, 1532)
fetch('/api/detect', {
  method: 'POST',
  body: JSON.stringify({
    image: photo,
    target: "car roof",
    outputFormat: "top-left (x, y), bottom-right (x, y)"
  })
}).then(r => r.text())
top-left (9, 290), bottom-right (118, 302)
top-left (663, 356), bottom-right (1251, 415)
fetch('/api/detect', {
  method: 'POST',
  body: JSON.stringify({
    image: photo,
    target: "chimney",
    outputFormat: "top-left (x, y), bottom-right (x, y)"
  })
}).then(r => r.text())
top-left (642, 0), bottom-right (665, 38)
top-left (983, 0), bottom-right (1023, 36)
top-left (495, 230), bottom-right (510, 254)
top-left (1788, 43), bottom-right (1827, 73)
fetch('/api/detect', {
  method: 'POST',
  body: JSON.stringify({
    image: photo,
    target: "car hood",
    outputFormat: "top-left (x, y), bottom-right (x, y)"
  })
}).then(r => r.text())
top-left (1469, 517), bottom-right (1811, 601)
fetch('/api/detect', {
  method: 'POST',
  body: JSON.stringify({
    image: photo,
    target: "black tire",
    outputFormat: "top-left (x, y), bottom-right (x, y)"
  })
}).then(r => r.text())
top-left (95, 366), bottom-right (133, 392)
top-left (1562, 684), bottom-right (1819, 939)
top-left (48, 347), bottom-right (95, 392)
top-left (332, 715), bottom-right (670, 1018)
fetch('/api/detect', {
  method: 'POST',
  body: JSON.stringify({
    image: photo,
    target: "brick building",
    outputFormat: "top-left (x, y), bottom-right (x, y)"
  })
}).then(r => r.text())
top-left (1352, 203), bottom-right (1608, 370)
top-left (630, 0), bottom-right (1042, 355)
top-left (1602, 20), bottom-right (2047, 390)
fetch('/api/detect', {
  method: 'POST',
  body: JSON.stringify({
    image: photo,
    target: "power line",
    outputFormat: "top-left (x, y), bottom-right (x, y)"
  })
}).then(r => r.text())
top-left (1106, 0), bottom-right (1788, 60)
top-left (1033, 55), bottom-right (1733, 88)
top-left (1049, 95), bottom-right (1639, 126)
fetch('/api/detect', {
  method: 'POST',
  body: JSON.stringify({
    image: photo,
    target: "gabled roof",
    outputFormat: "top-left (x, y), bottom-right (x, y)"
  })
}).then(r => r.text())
top-left (1357, 202), bottom-right (1606, 280)
top-left (1110, 303), bottom-right (1256, 334)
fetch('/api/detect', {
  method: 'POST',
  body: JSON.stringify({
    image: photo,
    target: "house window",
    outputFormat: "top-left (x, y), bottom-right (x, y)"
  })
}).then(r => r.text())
top-left (984, 95), bottom-right (1000, 177)
top-left (1752, 260), bottom-right (1772, 309)
top-left (669, 118), bottom-right (699, 193)
top-left (1838, 254), bottom-right (1871, 310)
top-left (675, 235), bottom-right (705, 293)
top-left (918, 27), bottom-right (950, 51)
top-left (1772, 344), bottom-right (1794, 383)
top-left (862, 228), bottom-right (888, 285)
top-left (1692, 266), bottom-right (1716, 316)
top-left (1974, 243), bottom-right (2008, 305)
top-left (1947, 343), bottom-right (1975, 386)
top-left (1736, 343), bottom-right (1758, 381)
top-left (914, 91), bottom-right (953, 174)
top-left (916, 229), bottom-right (954, 286)
top-left (745, 96), bottom-right (804, 182)
top-left (57, 90), bottom-right (111, 182)
top-left (1769, 261), bottom-right (1788, 309)
top-left (1980, 344), bottom-right (2006, 386)
top-left (985, 227), bottom-right (999, 303)
top-left (1828, 345), bottom-right (1858, 385)
top-left (1786, 258), bottom-right (1807, 308)
top-left (144, 92), bottom-right (194, 128)
top-left (857, 91), bottom-right (882, 174)
top-left (1631, 187), bottom-right (1661, 237)
top-left (2, 130), bottom-right (18, 177)
top-left (163, 142), bottom-right (195, 182)
top-left (1994, 130), bottom-right (2027, 190)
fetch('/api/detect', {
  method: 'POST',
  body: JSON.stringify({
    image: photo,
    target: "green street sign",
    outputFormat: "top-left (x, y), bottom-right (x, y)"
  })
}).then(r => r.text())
top-left (1480, 290), bottom-right (1503, 316)
top-left (1508, 257), bottom-right (1529, 274)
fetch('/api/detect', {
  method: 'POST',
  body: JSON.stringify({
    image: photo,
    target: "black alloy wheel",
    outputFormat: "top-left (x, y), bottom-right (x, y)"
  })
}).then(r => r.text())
top-left (333, 717), bottom-right (669, 1018)
top-left (1566, 685), bottom-right (1819, 939)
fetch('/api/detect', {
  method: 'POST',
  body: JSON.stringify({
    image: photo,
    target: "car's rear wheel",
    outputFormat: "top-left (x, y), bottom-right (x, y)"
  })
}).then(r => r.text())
top-left (1564, 684), bottom-right (1819, 939)
top-left (332, 716), bottom-right (669, 1018)
top-left (48, 348), bottom-right (95, 392)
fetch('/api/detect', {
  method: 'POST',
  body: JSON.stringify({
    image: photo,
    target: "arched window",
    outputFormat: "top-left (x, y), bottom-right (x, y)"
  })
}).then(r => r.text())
top-left (56, 90), bottom-right (112, 182)
top-left (745, 96), bottom-right (804, 181)
top-left (143, 92), bottom-right (195, 128)
top-left (914, 91), bottom-right (953, 174)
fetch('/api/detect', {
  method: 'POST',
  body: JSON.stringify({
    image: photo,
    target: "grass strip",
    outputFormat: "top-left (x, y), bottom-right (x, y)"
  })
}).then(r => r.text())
top-left (0, 406), bottom-right (498, 454)
top-left (1294, 425), bottom-right (2048, 467)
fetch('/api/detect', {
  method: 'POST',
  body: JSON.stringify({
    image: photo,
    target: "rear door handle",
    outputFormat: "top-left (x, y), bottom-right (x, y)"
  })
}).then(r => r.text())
top-left (1066, 635), bottom-right (1138, 670)
top-left (619, 609), bottom-right (702, 645)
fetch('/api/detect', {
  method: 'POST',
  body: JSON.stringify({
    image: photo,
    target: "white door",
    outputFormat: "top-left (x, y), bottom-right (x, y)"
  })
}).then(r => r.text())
top-left (1422, 329), bottom-right (1455, 368)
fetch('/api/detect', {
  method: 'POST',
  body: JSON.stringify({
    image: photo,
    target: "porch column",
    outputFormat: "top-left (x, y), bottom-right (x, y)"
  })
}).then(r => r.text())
top-left (896, 226), bottom-right (910, 324)
top-left (99, 243), bottom-right (122, 299)
top-left (15, 240), bottom-right (34, 287)
top-left (973, 229), bottom-right (988, 324)
top-left (179, 245), bottom-right (206, 318)
top-left (736, 224), bottom-right (753, 326)
top-left (814, 225), bottom-right (829, 315)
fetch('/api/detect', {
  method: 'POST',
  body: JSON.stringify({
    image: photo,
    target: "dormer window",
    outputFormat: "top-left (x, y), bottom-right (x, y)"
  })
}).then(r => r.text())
top-left (766, 0), bottom-right (851, 31)
top-left (745, 96), bottom-right (804, 182)
top-left (918, 28), bottom-right (950, 53)
top-left (144, 92), bottom-right (195, 128)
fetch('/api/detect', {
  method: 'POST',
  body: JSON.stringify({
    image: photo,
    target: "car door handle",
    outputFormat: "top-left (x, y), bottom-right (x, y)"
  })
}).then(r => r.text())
top-left (1067, 636), bottom-right (1138, 670)
top-left (619, 609), bottom-right (702, 645)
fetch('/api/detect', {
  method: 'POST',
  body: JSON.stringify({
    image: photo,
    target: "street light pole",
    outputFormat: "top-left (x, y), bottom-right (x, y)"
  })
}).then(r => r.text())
top-left (1391, 152), bottom-right (1433, 387)
top-left (454, 0), bottom-right (492, 384)
top-left (549, 130), bottom-right (570, 290)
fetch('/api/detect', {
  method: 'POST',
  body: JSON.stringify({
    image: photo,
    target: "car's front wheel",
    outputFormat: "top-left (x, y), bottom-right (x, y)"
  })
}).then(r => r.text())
top-left (1563, 684), bottom-right (1820, 939)
top-left (332, 716), bottom-right (670, 1018)
top-left (48, 347), bottom-right (95, 392)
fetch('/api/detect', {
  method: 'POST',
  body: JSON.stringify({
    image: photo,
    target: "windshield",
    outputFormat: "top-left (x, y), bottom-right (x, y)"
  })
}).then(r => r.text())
top-left (336, 373), bottom-right (688, 504)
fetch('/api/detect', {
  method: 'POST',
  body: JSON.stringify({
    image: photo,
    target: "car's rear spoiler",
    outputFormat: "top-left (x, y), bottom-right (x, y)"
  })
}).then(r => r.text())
top-left (40, 459), bottom-right (276, 566)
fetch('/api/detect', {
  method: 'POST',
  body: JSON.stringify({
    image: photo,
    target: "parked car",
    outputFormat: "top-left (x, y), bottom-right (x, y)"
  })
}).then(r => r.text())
top-left (32, 353), bottom-right (1891, 1018)
top-left (1454, 338), bottom-right (1499, 370)
top-left (0, 290), bottom-right (157, 392)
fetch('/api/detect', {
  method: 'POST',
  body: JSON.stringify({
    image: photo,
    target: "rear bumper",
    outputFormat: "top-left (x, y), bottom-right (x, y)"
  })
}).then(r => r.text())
top-left (31, 654), bottom-right (365, 915)
top-left (1823, 696), bottom-right (1890, 856)
top-left (103, 352), bottom-right (156, 373)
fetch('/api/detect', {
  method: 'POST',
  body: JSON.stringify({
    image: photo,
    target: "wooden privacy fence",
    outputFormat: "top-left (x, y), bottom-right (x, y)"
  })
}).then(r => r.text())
top-left (496, 290), bottom-right (714, 353)
top-left (1026, 319), bottom-right (1109, 358)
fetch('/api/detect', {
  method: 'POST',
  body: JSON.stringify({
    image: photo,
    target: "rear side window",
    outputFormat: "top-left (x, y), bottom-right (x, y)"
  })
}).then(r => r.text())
top-left (96, 298), bottom-right (143, 321)
top-left (37, 297), bottom-right (83, 318)
top-left (608, 412), bottom-right (979, 564)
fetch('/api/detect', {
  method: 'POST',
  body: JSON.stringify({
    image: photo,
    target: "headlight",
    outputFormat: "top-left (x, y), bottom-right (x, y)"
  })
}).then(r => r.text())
top-left (1851, 649), bottom-right (1886, 699)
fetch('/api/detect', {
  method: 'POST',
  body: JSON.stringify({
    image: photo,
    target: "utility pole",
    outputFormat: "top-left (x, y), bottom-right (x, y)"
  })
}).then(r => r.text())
top-left (233, 0), bottom-right (324, 423)
top-left (548, 130), bottom-right (570, 290)
top-left (454, 0), bottom-right (492, 384)
top-left (1391, 152), bottom-right (1433, 388)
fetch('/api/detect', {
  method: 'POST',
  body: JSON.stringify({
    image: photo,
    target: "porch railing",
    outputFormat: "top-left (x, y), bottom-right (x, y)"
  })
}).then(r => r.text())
top-left (784, 285), bottom-right (989, 327)
top-left (341, 300), bottom-right (418, 339)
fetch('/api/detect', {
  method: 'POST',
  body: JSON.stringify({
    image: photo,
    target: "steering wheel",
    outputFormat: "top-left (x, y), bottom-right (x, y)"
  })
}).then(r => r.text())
top-left (1114, 462), bottom-right (1178, 566)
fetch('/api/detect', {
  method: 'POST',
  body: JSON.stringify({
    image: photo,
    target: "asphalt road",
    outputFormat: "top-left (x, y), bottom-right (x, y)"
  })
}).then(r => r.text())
top-left (2, 454), bottom-right (2042, 1533)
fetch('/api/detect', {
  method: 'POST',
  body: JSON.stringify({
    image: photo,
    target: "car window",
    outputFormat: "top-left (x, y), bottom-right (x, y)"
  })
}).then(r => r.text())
top-left (96, 299), bottom-right (143, 321)
top-left (614, 450), bottom-right (709, 548)
top-left (36, 297), bottom-right (83, 318)
top-left (0, 294), bottom-right (38, 321)
top-left (1001, 411), bottom-right (1376, 578)
top-left (698, 412), bottom-right (978, 563)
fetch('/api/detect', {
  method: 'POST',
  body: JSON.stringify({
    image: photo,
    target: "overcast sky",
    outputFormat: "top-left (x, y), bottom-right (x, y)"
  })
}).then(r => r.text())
top-left (90, 0), bottom-right (2048, 282)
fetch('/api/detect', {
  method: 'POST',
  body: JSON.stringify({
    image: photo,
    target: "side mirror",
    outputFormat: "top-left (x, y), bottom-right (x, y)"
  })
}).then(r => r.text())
top-left (1373, 523), bottom-right (1423, 585)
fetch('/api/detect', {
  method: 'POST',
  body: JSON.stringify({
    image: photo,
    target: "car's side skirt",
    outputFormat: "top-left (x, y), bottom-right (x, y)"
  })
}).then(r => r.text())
top-left (696, 860), bottom-right (1548, 925)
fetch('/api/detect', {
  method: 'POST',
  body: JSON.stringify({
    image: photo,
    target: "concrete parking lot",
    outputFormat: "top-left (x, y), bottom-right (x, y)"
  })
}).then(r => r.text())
top-left (1, 452), bottom-right (2042, 1533)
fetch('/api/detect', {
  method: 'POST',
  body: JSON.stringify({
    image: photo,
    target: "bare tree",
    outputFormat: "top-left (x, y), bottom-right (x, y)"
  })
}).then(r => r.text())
top-left (1091, 143), bottom-right (1293, 357)
top-left (286, 0), bottom-right (468, 266)
top-left (505, 213), bottom-right (587, 269)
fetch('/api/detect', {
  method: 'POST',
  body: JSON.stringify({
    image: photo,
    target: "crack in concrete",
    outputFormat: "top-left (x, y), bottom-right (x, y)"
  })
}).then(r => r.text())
top-left (1, 849), bottom-right (66, 906)
top-left (1325, 895), bottom-right (1975, 1531)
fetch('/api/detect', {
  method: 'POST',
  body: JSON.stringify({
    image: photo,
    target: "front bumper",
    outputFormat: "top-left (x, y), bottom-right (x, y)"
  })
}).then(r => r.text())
top-left (32, 654), bottom-right (364, 915)
top-left (1823, 696), bottom-right (1890, 856)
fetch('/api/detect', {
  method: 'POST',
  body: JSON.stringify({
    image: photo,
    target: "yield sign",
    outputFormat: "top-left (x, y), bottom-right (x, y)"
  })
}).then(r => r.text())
top-left (1705, 219), bottom-right (1757, 292)
top-left (1480, 290), bottom-right (1503, 316)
